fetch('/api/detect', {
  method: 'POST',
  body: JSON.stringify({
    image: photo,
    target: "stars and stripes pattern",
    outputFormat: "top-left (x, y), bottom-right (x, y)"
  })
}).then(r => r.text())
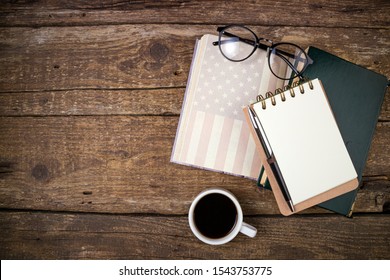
top-left (172, 35), bottom-right (283, 179)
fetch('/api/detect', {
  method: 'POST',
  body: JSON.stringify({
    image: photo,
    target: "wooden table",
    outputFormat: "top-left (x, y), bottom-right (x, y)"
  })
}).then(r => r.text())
top-left (0, 0), bottom-right (389, 259)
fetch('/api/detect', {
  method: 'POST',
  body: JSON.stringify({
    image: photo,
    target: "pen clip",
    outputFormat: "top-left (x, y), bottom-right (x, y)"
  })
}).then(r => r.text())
top-left (248, 106), bottom-right (272, 158)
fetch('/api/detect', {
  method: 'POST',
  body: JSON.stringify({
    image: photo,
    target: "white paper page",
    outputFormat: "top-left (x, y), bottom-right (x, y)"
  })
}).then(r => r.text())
top-left (253, 79), bottom-right (357, 204)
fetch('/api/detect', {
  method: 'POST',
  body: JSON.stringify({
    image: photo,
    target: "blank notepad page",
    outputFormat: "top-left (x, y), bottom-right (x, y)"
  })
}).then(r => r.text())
top-left (253, 79), bottom-right (357, 205)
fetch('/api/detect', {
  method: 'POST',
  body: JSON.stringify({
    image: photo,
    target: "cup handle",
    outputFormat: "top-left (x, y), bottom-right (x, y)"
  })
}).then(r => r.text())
top-left (240, 222), bottom-right (257, 238)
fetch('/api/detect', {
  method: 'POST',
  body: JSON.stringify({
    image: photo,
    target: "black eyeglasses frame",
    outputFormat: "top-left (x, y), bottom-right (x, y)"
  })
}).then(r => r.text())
top-left (213, 25), bottom-right (312, 81)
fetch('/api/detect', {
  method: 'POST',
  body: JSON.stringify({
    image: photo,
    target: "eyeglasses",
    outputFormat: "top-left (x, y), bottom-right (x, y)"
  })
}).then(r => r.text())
top-left (213, 25), bottom-right (312, 81)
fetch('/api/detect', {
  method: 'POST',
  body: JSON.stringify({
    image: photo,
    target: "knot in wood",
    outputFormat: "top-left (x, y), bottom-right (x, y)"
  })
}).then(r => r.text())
top-left (32, 164), bottom-right (49, 181)
top-left (150, 42), bottom-right (169, 61)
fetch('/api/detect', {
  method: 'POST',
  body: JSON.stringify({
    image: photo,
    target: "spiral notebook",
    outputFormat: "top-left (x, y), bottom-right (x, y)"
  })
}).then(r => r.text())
top-left (255, 47), bottom-right (389, 216)
top-left (243, 78), bottom-right (359, 215)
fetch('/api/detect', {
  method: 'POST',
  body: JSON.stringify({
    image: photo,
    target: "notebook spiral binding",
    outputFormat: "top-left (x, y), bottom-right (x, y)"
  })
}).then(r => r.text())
top-left (256, 78), bottom-right (314, 109)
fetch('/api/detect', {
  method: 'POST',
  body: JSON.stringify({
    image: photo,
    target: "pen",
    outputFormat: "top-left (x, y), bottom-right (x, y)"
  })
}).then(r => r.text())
top-left (268, 156), bottom-right (295, 212)
top-left (248, 106), bottom-right (295, 212)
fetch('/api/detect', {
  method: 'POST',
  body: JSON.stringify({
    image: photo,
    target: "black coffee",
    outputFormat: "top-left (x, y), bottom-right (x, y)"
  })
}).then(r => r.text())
top-left (194, 193), bottom-right (238, 239)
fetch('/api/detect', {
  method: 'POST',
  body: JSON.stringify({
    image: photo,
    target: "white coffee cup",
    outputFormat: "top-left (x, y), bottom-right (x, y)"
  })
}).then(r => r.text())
top-left (188, 188), bottom-right (257, 245)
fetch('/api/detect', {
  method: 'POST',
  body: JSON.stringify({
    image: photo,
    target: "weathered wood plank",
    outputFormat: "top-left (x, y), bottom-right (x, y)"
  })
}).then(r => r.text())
top-left (0, 25), bottom-right (389, 92)
top-left (0, 88), bottom-right (389, 121)
top-left (0, 116), bottom-right (388, 214)
top-left (0, 0), bottom-right (389, 28)
top-left (364, 122), bottom-right (390, 177)
top-left (0, 89), bottom-right (185, 116)
top-left (1, 211), bottom-right (389, 259)
top-left (356, 176), bottom-right (390, 213)
top-left (380, 91), bottom-right (390, 121)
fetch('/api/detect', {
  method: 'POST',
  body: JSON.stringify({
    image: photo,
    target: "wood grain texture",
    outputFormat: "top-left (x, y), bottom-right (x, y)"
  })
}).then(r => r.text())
top-left (0, 116), bottom-right (388, 214)
top-left (0, 87), bottom-right (389, 120)
top-left (0, 0), bottom-right (389, 260)
top-left (1, 211), bottom-right (389, 259)
top-left (0, 25), bottom-right (389, 92)
top-left (0, 0), bottom-right (389, 28)
top-left (0, 89), bottom-right (185, 116)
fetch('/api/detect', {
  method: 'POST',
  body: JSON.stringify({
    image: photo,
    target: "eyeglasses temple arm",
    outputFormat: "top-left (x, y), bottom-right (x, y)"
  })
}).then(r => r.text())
top-left (213, 31), bottom-right (269, 51)
top-left (273, 48), bottom-right (295, 59)
top-left (212, 38), bottom-right (269, 53)
top-left (274, 52), bottom-right (300, 76)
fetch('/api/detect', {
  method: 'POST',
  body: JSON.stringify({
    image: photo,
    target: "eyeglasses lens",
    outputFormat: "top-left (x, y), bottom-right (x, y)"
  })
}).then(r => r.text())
top-left (269, 43), bottom-right (308, 80)
top-left (219, 26), bottom-right (257, 61)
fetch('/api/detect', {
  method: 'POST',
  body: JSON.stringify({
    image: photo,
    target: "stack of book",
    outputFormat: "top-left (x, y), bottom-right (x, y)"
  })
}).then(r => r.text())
top-left (171, 34), bottom-right (389, 216)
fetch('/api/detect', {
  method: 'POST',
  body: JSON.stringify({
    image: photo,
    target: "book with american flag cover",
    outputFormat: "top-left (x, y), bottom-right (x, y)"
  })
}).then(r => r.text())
top-left (171, 34), bottom-right (284, 179)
